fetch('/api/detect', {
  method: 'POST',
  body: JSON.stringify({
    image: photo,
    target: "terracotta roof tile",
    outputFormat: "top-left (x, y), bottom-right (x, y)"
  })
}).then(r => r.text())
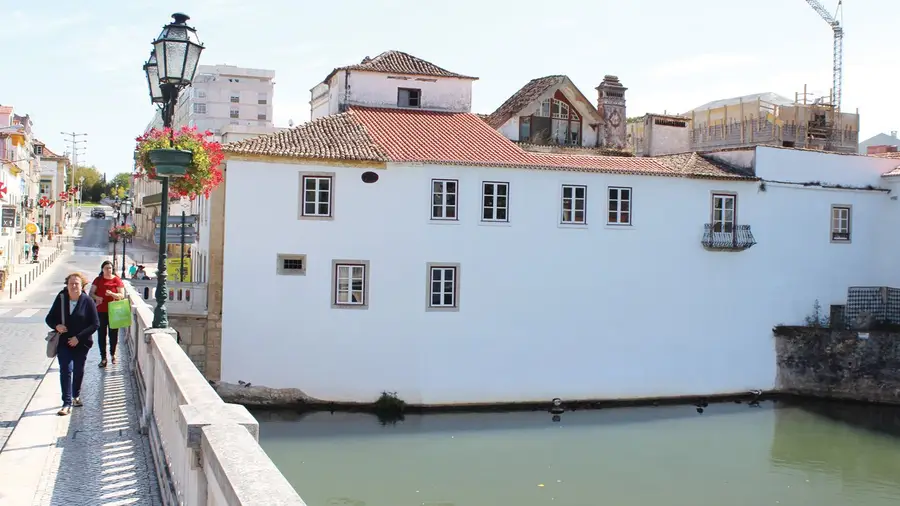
top-left (873, 151), bottom-right (900, 159)
top-left (226, 106), bottom-right (754, 180)
top-left (323, 50), bottom-right (477, 83)
top-left (223, 112), bottom-right (388, 162)
top-left (881, 166), bottom-right (900, 177)
top-left (485, 75), bottom-right (566, 128)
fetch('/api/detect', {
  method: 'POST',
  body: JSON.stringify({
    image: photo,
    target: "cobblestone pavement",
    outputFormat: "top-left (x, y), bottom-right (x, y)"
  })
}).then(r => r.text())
top-left (0, 215), bottom-right (162, 505)
top-left (30, 343), bottom-right (162, 506)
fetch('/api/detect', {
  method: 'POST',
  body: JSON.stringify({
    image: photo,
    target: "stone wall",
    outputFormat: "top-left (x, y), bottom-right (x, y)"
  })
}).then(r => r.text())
top-left (774, 326), bottom-right (900, 404)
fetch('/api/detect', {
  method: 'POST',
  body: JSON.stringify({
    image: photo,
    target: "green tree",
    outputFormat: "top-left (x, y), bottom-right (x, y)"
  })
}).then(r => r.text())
top-left (65, 165), bottom-right (103, 191)
top-left (109, 172), bottom-right (132, 193)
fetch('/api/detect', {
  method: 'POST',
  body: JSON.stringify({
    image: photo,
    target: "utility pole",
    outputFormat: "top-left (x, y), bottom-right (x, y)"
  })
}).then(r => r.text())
top-left (60, 132), bottom-right (87, 224)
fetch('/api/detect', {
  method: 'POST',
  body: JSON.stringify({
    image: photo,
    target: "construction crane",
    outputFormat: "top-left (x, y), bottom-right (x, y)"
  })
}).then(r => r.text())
top-left (805, 0), bottom-right (844, 111)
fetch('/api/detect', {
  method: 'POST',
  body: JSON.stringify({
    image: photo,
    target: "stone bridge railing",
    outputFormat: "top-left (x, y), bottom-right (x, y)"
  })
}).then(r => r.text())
top-left (123, 282), bottom-right (306, 505)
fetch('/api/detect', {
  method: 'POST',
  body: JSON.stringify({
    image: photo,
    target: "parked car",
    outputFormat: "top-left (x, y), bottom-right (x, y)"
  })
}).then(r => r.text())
top-left (92, 208), bottom-right (106, 219)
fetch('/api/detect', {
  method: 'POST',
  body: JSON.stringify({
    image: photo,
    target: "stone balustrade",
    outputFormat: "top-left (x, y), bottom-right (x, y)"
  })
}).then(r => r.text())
top-left (130, 279), bottom-right (208, 315)
top-left (122, 281), bottom-right (306, 505)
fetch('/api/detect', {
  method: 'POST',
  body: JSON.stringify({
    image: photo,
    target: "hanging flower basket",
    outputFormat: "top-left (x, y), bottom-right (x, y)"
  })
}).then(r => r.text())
top-left (134, 126), bottom-right (225, 199)
top-left (109, 224), bottom-right (136, 242)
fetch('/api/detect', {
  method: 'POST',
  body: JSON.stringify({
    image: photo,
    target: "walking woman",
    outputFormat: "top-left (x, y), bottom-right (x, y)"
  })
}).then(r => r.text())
top-left (45, 272), bottom-right (99, 416)
top-left (89, 260), bottom-right (125, 368)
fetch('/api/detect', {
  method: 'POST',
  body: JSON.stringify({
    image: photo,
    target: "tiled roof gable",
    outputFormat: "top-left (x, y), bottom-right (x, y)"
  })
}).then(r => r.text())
top-left (323, 50), bottom-right (477, 83)
top-left (485, 75), bottom-right (565, 129)
top-left (223, 112), bottom-right (388, 162)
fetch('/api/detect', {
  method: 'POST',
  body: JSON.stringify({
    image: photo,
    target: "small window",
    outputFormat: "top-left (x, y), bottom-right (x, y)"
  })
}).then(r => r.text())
top-left (607, 187), bottom-right (631, 225)
top-left (427, 263), bottom-right (459, 311)
top-left (257, 113), bottom-right (267, 121)
top-left (431, 179), bottom-right (458, 220)
top-left (258, 93), bottom-right (268, 105)
top-left (332, 260), bottom-right (369, 309)
top-left (398, 88), bottom-right (421, 108)
top-left (561, 185), bottom-right (587, 224)
top-left (196, 89), bottom-right (207, 99)
top-left (230, 93), bottom-right (240, 103)
top-left (831, 205), bottom-right (851, 242)
top-left (482, 182), bottom-right (509, 222)
top-left (34, 145), bottom-right (43, 156)
top-left (276, 254), bottom-right (306, 275)
top-left (193, 103), bottom-right (207, 114)
top-left (519, 117), bottom-right (531, 142)
top-left (229, 108), bottom-right (239, 119)
top-left (712, 193), bottom-right (736, 233)
top-left (301, 174), bottom-right (333, 218)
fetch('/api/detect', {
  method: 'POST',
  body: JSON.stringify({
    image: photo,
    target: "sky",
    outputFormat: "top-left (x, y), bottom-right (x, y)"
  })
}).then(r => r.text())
top-left (1, 0), bottom-right (897, 177)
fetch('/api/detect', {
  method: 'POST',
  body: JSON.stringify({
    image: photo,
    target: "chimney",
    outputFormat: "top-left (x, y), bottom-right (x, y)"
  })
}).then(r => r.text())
top-left (892, 130), bottom-right (897, 138)
top-left (596, 75), bottom-right (627, 150)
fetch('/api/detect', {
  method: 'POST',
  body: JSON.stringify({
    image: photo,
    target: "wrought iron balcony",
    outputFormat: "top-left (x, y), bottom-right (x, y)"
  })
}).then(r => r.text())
top-left (701, 224), bottom-right (756, 251)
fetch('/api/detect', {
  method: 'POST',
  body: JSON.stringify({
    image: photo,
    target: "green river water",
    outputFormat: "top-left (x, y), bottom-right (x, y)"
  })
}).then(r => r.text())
top-left (256, 400), bottom-right (900, 506)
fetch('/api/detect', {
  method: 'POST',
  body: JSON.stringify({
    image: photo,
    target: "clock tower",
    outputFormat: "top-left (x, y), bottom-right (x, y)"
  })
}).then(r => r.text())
top-left (596, 75), bottom-right (628, 150)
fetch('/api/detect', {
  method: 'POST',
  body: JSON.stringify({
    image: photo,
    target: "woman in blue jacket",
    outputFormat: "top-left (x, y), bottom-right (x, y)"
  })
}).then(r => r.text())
top-left (45, 272), bottom-right (100, 416)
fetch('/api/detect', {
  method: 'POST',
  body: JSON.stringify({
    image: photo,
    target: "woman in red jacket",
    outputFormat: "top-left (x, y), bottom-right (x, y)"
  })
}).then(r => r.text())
top-left (89, 260), bottom-right (125, 368)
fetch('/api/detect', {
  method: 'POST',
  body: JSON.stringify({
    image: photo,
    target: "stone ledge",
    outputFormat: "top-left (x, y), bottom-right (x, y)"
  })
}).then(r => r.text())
top-left (201, 424), bottom-right (307, 506)
top-left (180, 403), bottom-right (259, 449)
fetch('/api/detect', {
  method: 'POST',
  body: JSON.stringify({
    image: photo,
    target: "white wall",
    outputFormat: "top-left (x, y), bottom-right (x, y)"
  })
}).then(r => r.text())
top-left (337, 71), bottom-right (472, 113)
top-left (221, 148), bottom-right (898, 405)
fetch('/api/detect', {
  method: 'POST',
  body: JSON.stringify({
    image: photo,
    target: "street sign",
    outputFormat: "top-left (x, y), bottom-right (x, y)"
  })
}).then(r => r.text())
top-left (153, 226), bottom-right (197, 245)
top-left (0, 182), bottom-right (7, 200)
top-left (154, 215), bottom-right (197, 225)
top-left (1, 207), bottom-right (15, 228)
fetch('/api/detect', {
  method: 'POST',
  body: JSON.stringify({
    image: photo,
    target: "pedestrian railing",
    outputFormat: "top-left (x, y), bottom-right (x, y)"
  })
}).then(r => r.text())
top-left (123, 282), bottom-right (306, 506)
top-left (129, 280), bottom-right (208, 316)
top-left (3, 247), bottom-right (65, 299)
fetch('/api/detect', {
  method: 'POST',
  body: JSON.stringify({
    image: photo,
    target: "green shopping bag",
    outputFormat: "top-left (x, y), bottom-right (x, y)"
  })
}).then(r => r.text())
top-left (108, 299), bottom-right (132, 329)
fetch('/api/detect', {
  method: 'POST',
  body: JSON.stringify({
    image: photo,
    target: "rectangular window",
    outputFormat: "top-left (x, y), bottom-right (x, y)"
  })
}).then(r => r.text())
top-left (831, 205), bottom-right (851, 242)
top-left (431, 179), bottom-right (458, 220)
top-left (398, 88), bottom-right (421, 108)
top-left (607, 187), bottom-right (631, 225)
top-left (427, 264), bottom-right (459, 310)
top-left (258, 93), bottom-right (268, 105)
top-left (196, 89), bottom-right (207, 99)
top-left (257, 113), bottom-right (267, 120)
top-left (519, 116), bottom-right (531, 142)
top-left (561, 185), bottom-right (587, 224)
top-left (711, 193), bottom-right (736, 233)
top-left (230, 93), bottom-right (240, 103)
top-left (301, 175), bottom-right (333, 217)
top-left (332, 261), bottom-right (369, 308)
top-left (482, 181), bottom-right (509, 222)
top-left (276, 254), bottom-right (307, 275)
top-left (229, 108), bottom-right (239, 119)
top-left (193, 103), bottom-right (207, 114)
top-left (34, 145), bottom-right (43, 156)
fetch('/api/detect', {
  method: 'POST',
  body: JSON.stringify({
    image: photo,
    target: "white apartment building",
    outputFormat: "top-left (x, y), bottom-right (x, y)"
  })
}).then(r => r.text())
top-left (174, 64), bottom-right (276, 135)
top-left (206, 51), bottom-right (900, 405)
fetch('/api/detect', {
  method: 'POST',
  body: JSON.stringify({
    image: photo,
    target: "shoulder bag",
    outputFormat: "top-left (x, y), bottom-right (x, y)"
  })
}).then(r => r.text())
top-left (45, 294), bottom-right (65, 358)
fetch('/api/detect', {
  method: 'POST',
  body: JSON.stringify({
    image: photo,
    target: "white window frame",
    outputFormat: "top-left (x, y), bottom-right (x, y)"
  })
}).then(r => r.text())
top-left (711, 193), bottom-right (736, 233)
top-left (299, 172), bottom-right (335, 219)
top-left (831, 205), bottom-right (851, 243)
top-left (426, 263), bottom-right (460, 311)
top-left (481, 181), bottom-right (509, 222)
top-left (561, 185), bottom-right (587, 224)
top-left (607, 186), bottom-right (632, 225)
top-left (230, 93), bottom-right (240, 103)
top-left (276, 254), bottom-right (307, 275)
top-left (332, 260), bottom-right (369, 309)
top-left (431, 179), bottom-right (458, 220)
top-left (193, 103), bottom-right (207, 114)
top-left (229, 108), bottom-right (239, 119)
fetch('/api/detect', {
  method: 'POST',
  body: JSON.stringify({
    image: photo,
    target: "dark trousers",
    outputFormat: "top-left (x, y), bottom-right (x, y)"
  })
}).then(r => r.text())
top-left (58, 343), bottom-right (88, 406)
top-left (98, 312), bottom-right (119, 360)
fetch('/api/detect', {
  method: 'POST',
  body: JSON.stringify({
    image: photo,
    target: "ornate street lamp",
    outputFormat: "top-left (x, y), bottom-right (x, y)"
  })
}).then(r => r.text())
top-left (120, 197), bottom-right (133, 278)
top-left (143, 13), bottom-right (204, 329)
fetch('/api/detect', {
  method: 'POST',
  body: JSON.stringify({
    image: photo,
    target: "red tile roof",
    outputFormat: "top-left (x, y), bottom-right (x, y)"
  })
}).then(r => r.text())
top-left (322, 50), bottom-right (477, 84)
top-left (224, 112), bottom-right (388, 162)
top-left (873, 151), bottom-right (900, 159)
top-left (225, 107), bottom-right (753, 180)
top-left (881, 166), bottom-right (900, 177)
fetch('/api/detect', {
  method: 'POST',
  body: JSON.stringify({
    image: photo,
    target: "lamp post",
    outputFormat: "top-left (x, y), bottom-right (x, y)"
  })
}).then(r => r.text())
top-left (79, 176), bottom-right (85, 208)
top-left (144, 13), bottom-right (204, 329)
top-left (120, 196), bottom-right (132, 278)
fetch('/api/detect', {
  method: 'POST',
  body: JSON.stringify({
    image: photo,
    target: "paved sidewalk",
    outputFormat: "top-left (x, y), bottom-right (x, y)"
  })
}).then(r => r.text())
top-left (0, 335), bottom-right (162, 506)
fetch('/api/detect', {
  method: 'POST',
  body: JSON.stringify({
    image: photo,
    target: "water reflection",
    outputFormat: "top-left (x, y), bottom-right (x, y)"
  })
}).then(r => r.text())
top-left (257, 401), bottom-right (900, 506)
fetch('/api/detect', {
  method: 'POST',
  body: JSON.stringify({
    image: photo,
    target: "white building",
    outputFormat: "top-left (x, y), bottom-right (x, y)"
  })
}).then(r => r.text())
top-left (206, 51), bottom-right (900, 405)
top-left (175, 64), bottom-right (276, 135)
top-left (0, 106), bottom-right (43, 270)
top-left (33, 140), bottom-right (68, 235)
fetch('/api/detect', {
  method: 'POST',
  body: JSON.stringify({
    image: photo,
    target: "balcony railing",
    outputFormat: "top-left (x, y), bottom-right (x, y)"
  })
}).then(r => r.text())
top-left (129, 279), bottom-right (207, 315)
top-left (701, 224), bottom-right (756, 251)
